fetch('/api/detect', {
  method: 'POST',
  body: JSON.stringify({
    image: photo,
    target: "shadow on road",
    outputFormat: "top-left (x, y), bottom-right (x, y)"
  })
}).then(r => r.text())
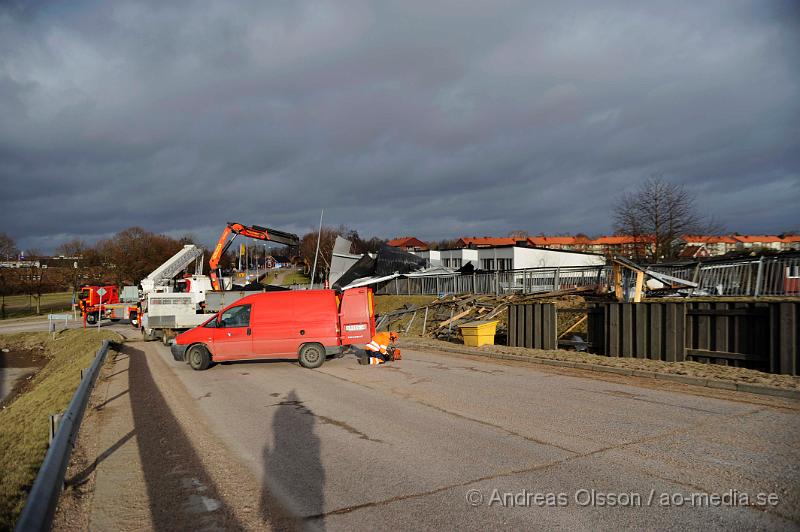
top-left (126, 343), bottom-right (246, 531)
top-left (262, 390), bottom-right (327, 531)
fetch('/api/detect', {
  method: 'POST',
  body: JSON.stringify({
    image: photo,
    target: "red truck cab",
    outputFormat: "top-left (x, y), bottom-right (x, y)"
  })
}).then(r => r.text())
top-left (79, 285), bottom-right (119, 307)
top-left (171, 288), bottom-right (375, 370)
top-left (78, 285), bottom-right (120, 324)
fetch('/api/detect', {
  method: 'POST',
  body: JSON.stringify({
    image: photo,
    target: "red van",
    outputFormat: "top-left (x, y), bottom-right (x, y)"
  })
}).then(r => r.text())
top-left (170, 288), bottom-right (375, 370)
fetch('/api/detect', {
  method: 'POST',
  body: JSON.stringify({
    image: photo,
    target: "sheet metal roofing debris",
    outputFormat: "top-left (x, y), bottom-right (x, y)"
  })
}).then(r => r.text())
top-left (334, 244), bottom-right (429, 290)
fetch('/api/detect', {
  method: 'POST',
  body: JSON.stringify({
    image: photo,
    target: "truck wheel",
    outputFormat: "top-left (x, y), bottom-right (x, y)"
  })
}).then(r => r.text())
top-left (86, 313), bottom-right (97, 325)
top-left (162, 333), bottom-right (172, 346)
top-left (299, 343), bottom-right (325, 369)
top-left (187, 345), bottom-right (211, 371)
top-left (142, 328), bottom-right (157, 342)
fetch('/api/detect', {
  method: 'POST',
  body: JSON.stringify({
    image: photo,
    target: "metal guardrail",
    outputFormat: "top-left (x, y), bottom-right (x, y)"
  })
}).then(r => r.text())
top-left (15, 340), bottom-right (116, 532)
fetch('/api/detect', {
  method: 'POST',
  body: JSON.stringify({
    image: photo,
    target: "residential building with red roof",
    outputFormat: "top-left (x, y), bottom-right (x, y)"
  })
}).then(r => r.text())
top-left (678, 245), bottom-right (711, 259)
top-left (586, 235), bottom-right (655, 259)
top-left (387, 236), bottom-right (429, 252)
top-left (782, 235), bottom-right (800, 251)
top-left (679, 235), bottom-right (738, 256)
top-left (527, 235), bottom-right (592, 251)
top-left (732, 235), bottom-right (785, 252)
top-left (423, 232), bottom-right (799, 265)
top-left (456, 236), bottom-right (520, 248)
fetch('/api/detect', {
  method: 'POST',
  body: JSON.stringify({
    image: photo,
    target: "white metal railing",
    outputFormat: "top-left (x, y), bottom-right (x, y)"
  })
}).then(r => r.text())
top-left (374, 255), bottom-right (800, 297)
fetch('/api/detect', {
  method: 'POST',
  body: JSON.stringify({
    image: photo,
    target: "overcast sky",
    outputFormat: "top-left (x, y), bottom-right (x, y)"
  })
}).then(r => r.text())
top-left (1, 0), bottom-right (798, 253)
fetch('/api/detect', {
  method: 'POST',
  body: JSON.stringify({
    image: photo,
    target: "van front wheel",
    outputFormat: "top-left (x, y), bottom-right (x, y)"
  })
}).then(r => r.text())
top-left (188, 345), bottom-right (211, 371)
top-left (299, 343), bottom-right (325, 369)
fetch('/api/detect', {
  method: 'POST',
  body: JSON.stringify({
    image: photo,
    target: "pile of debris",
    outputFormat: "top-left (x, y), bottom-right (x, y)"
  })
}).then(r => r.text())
top-left (376, 286), bottom-right (599, 341)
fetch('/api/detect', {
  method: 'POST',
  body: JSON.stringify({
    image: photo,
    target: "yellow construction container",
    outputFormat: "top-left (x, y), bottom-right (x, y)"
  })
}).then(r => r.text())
top-left (459, 320), bottom-right (499, 347)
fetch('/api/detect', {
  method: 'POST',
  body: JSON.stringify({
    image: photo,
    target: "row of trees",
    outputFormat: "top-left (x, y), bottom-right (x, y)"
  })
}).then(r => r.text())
top-left (0, 228), bottom-right (201, 317)
top-left (0, 225), bottom-right (390, 314)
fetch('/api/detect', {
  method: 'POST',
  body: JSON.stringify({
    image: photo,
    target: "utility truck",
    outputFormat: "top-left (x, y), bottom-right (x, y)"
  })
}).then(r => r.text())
top-left (139, 222), bottom-right (300, 343)
top-left (139, 244), bottom-right (210, 341)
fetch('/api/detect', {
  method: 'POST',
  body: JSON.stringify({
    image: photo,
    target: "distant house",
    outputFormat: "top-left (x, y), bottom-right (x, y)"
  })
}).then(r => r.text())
top-left (527, 235), bottom-right (591, 251)
top-left (732, 235), bottom-right (785, 252)
top-left (679, 235), bottom-right (738, 256)
top-left (456, 237), bottom-right (521, 248)
top-left (387, 236), bottom-right (429, 252)
top-left (586, 235), bottom-right (654, 259)
top-left (414, 232), bottom-right (799, 267)
top-left (0, 260), bottom-right (40, 269)
top-left (678, 245), bottom-right (710, 259)
top-left (782, 235), bottom-right (800, 251)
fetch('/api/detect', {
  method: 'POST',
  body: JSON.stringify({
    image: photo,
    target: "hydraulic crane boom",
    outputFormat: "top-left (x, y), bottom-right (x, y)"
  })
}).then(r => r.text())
top-left (209, 222), bottom-right (300, 290)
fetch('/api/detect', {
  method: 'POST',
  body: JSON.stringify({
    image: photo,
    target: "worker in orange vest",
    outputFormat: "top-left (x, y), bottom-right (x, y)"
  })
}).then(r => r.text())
top-left (360, 331), bottom-right (401, 365)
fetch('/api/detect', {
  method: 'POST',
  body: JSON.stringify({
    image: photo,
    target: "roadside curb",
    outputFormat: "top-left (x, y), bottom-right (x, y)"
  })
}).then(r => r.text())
top-left (402, 341), bottom-right (800, 401)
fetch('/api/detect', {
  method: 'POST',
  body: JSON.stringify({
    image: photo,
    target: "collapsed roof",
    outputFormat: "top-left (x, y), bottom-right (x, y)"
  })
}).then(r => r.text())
top-left (332, 240), bottom-right (432, 290)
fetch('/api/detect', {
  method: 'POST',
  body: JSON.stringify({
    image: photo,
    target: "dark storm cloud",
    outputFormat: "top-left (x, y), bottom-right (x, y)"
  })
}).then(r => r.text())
top-left (1, 0), bottom-right (798, 252)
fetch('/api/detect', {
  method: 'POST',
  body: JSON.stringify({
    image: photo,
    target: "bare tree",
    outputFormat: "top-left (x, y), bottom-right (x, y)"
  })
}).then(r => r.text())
top-left (429, 238), bottom-right (460, 250)
top-left (0, 232), bottom-right (18, 260)
top-left (0, 268), bottom-right (16, 318)
top-left (299, 226), bottom-right (345, 281)
top-left (20, 250), bottom-right (51, 314)
top-left (0, 233), bottom-right (19, 318)
top-left (613, 176), bottom-right (722, 262)
top-left (55, 238), bottom-right (88, 257)
top-left (97, 227), bottom-right (186, 285)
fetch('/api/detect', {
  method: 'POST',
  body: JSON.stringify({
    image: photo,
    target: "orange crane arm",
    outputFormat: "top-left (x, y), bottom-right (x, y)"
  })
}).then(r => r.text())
top-left (209, 222), bottom-right (300, 290)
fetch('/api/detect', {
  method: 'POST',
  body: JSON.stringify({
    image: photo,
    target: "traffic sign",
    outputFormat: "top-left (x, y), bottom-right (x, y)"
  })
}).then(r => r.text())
top-left (96, 287), bottom-right (107, 297)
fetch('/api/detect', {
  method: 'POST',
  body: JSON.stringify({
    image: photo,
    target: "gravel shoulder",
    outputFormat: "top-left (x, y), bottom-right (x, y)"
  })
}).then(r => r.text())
top-left (53, 337), bottom-right (291, 531)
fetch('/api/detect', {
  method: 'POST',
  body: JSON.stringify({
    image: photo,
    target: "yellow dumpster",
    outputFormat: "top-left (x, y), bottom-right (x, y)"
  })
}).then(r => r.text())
top-left (459, 320), bottom-right (499, 347)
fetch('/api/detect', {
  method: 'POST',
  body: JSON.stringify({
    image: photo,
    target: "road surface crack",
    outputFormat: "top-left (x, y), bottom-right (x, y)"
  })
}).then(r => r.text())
top-left (266, 399), bottom-right (386, 444)
top-left (306, 406), bottom-right (775, 522)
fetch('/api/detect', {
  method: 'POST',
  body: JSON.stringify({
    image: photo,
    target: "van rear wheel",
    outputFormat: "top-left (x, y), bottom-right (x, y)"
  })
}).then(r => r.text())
top-left (188, 345), bottom-right (211, 371)
top-left (299, 343), bottom-right (325, 369)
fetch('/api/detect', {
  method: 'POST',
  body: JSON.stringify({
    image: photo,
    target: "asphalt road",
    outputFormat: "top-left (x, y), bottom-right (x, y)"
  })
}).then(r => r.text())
top-left (139, 339), bottom-right (799, 531)
top-left (0, 315), bottom-right (86, 334)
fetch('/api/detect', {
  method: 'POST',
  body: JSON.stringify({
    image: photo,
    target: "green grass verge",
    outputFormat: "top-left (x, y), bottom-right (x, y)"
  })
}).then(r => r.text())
top-left (374, 296), bottom-right (438, 335)
top-left (0, 329), bottom-right (118, 529)
top-left (280, 271), bottom-right (311, 286)
top-left (1, 292), bottom-right (74, 320)
top-left (374, 295), bottom-right (437, 316)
